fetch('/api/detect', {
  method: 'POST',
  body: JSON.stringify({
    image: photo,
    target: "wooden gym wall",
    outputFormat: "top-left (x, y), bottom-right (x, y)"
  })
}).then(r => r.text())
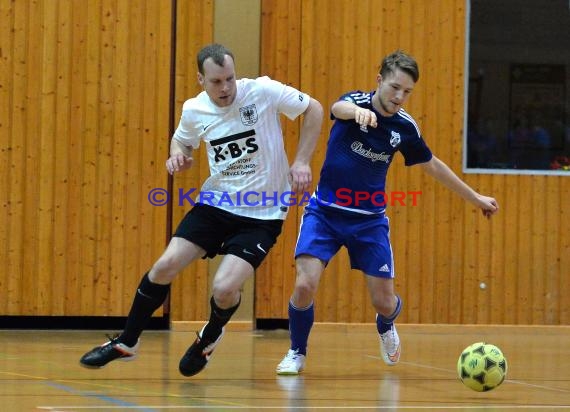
top-left (0, 0), bottom-right (173, 317)
top-left (0, 0), bottom-right (568, 325)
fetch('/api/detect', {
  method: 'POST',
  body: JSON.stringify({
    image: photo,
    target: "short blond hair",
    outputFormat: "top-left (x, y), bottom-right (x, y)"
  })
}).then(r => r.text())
top-left (379, 50), bottom-right (419, 82)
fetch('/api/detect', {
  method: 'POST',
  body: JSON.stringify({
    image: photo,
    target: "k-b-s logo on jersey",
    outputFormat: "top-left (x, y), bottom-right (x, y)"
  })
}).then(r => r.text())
top-left (210, 130), bottom-right (259, 162)
top-left (240, 104), bottom-right (258, 126)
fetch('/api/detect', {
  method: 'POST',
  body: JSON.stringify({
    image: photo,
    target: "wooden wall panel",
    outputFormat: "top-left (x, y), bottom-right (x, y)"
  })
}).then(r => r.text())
top-left (560, 180), bottom-right (570, 324)
top-left (254, 0), bottom-right (570, 325)
top-left (0, 0), bottom-right (171, 316)
top-left (168, 0), bottom-right (214, 322)
top-left (254, 0), bottom-right (304, 320)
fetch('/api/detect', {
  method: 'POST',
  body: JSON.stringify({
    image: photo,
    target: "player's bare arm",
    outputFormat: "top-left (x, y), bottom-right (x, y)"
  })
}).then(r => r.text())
top-left (420, 155), bottom-right (499, 218)
top-left (166, 138), bottom-right (194, 175)
top-left (331, 100), bottom-right (378, 128)
top-left (289, 97), bottom-right (324, 193)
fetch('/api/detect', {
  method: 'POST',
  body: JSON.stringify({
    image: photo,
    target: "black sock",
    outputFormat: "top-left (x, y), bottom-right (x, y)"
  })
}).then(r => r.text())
top-left (119, 273), bottom-right (170, 347)
top-left (201, 295), bottom-right (241, 340)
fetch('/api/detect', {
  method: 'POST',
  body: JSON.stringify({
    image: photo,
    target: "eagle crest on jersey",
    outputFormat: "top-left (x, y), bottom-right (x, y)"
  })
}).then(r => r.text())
top-left (240, 104), bottom-right (258, 126)
top-left (389, 131), bottom-right (401, 148)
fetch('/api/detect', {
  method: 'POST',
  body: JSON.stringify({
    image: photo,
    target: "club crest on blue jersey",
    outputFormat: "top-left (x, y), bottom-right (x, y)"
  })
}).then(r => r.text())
top-left (389, 131), bottom-right (401, 148)
top-left (240, 104), bottom-right (258, 126)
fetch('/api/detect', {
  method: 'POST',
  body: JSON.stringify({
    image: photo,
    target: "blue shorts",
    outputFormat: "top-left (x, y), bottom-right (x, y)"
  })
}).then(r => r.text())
top-left (295, 199), bottom-right (394, 278)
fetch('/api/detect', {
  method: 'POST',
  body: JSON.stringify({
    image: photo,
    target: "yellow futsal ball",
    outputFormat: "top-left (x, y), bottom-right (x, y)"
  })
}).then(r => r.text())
top-left (457, 342), bottom-right (507, 392)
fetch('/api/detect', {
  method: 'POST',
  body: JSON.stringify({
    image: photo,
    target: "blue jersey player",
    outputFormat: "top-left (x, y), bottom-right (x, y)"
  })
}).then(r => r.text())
top-left (276, 50), bottom-right (499, 375)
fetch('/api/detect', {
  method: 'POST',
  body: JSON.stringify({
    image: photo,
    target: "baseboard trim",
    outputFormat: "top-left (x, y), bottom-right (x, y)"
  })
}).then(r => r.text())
top-left (170, 320), bottom-right (570, 333)
top-left (1, 315), bottom-right (567, 332)
top-left (0, 315), bottom-right (169, 330)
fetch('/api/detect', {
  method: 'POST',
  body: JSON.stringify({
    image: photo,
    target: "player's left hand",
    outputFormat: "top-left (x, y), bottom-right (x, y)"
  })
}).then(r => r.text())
top-left (289, 162), bottom-right (312, 194)
top-left (477, 195), bottom-right (499, 219)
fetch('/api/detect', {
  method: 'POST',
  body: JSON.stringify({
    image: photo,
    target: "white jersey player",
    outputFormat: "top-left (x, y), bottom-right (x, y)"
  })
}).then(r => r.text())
top-left (173, 76), bottom-right (311, 219)
top-left (80, 43), bottom-right (324, 377)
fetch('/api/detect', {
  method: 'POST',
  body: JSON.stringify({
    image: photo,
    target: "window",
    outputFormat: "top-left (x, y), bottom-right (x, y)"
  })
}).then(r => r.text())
top-left (465, 0), bottom-right (570, 174)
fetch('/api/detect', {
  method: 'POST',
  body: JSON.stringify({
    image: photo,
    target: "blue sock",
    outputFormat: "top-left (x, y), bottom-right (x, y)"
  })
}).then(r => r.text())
top-left (288, 300), bottom-right (314, 356)
top-left (377, 295), bottom-right (402, 334)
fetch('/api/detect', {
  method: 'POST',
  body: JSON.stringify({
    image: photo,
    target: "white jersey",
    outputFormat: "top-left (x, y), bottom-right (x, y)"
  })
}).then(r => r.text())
top-left (173, 76), bottom-right (310, 220)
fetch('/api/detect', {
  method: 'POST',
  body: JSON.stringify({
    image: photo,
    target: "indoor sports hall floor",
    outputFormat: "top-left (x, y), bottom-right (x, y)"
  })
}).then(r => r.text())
top-left (0, 324), bottom-right (569, 411)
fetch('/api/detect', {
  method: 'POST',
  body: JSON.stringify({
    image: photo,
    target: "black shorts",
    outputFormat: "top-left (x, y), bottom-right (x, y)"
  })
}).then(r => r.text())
top-left (173, 203), bottom-right (284, 269)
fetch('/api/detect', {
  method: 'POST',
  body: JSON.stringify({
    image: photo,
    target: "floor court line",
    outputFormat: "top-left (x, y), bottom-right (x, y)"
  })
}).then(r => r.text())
top-left (366, 355), bottom-right (570, 395)
top-left (1, 353), bottom-right (250, 409)
top-left (34, 352), bottom-right (570, 410)
top-left (36, 406), bottom-right (570, 410)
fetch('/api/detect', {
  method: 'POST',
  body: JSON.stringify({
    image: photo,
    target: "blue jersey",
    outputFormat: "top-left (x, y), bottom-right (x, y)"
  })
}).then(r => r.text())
top-left (315, 90), bottom-right (432, 214)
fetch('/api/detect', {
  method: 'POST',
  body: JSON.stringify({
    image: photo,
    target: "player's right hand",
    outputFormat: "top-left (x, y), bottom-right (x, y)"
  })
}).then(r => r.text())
top-left (354, 107), bottom-right (378, 128)
top-left (166, 153), bottom-right (193, 175)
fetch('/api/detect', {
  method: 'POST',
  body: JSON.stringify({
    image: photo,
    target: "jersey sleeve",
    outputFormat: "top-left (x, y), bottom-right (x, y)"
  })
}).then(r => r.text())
top-left (399, 132), bottom-right (433, 166)
top-left (331, 91), bottom-right (368, 120)
top-left (257, 76), bottom-right (310, 120)
top-left (172, 100), bottom-right (201, 149)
